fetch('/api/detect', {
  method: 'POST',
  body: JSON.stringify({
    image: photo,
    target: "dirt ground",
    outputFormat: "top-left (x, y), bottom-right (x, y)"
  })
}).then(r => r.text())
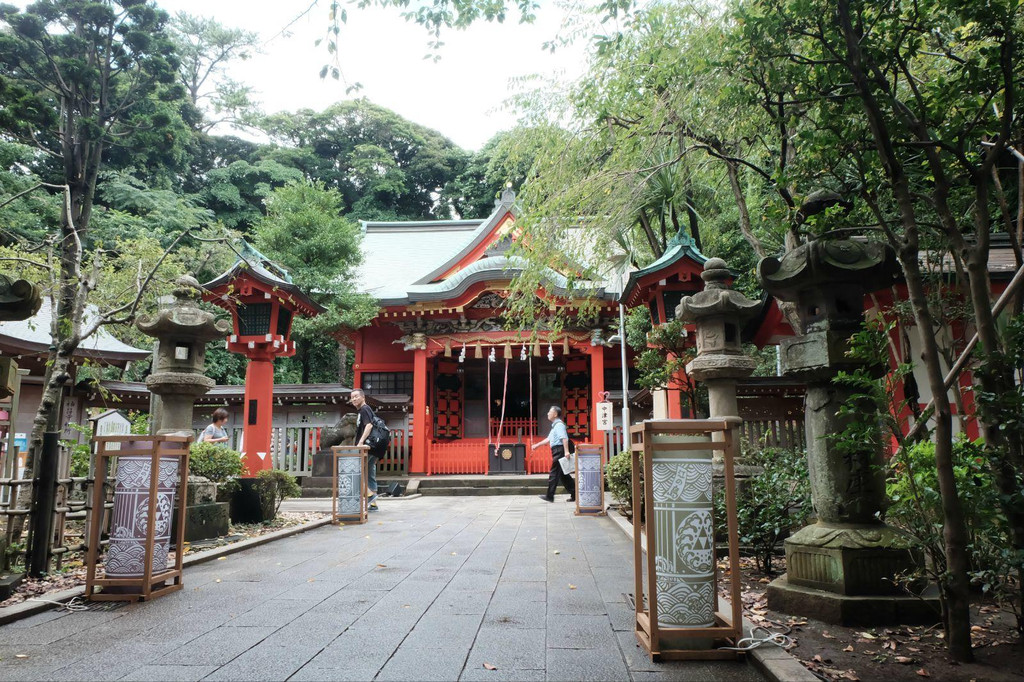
top-left (0, 511), bottom-right (326, 608)
top-left (722, 557), bottom-right (1024, 682)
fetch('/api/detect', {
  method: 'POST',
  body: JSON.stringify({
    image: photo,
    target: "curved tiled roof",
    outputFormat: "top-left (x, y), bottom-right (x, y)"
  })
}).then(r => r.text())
top-left (0, 297), bottom-right (150, 362)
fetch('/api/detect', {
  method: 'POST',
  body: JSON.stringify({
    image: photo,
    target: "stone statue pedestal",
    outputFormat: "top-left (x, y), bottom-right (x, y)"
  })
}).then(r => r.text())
top-left (180, 476), bottom-right (229, 542)
top-left (758, 239), bottom-right (937, 625)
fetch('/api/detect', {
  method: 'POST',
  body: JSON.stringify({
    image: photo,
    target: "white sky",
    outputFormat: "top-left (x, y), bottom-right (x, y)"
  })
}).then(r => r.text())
top-left (154, 1), bottom-right (590, 150)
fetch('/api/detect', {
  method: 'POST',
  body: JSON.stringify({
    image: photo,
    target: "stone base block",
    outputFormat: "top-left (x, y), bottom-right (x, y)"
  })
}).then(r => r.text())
top-left (784, 524), bottom-right (920, 595)
top-left (311, 451), bottom-right (333, 478)
top-left (0, 570), bottom-right (23, 600)
top-left (767, 575), bottom-right (941, 626)
top-left (184, 502), bottom-right (229, 542)
top-left (228, 477), bottom-right (275, 524)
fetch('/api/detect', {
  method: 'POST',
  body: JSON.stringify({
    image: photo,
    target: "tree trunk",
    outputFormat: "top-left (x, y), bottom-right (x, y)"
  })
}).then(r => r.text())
top-left (901, 253), bottom-right (974, 660)
top-left (337, 342), bottom-right (349, 386)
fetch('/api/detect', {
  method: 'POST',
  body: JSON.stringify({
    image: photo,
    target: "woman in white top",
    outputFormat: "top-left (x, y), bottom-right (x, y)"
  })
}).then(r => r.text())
top-left (199, 407), bottom-right (230, 446)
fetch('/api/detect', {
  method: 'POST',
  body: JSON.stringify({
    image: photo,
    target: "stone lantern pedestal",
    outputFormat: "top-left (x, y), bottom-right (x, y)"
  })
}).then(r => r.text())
top-left (758, 240), bottom-right (936, 624)
top-left (676, 258), bottom-right (760, 474)
top-left (137, 276), bottom-right (231, 543)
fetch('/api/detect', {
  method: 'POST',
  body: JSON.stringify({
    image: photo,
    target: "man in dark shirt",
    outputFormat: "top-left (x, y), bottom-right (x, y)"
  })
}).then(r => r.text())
top-left (349, 389), bottom-right (380, 512)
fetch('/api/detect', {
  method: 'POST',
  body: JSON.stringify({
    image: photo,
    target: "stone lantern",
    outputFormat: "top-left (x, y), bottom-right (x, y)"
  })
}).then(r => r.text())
top-left (676, 257), bottom-right (760, 465)
top-left (136, 276), bottom-right (231, 436)
top-left (758, 238), bottom-right (933, 624)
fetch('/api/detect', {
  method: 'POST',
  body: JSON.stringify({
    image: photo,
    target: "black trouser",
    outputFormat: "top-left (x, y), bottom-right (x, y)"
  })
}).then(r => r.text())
top-left (546, 445), bottom-right (576, 500)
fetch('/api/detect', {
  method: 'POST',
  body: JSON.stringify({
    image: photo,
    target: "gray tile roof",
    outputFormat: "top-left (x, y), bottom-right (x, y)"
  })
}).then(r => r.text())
top-left (0, 297), bottom-right (150, 361)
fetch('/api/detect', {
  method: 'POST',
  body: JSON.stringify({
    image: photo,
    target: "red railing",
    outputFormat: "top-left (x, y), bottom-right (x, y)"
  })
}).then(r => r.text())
top-left (428, 439), bottom-right (489, 475)
top-left (426, 437), bottom-right (602, 475)
top-left (489, 418), bottom-right (538, 439)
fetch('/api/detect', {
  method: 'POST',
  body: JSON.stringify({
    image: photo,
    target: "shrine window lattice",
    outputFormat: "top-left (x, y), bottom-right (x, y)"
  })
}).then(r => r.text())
top-left (361, 372), bottom-right (414, 395)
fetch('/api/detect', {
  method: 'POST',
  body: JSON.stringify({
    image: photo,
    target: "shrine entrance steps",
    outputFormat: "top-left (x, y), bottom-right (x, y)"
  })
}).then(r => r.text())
top-left (417, 474), bottom-right (549, 497)
top-left (298, 474), bottom-right (549, 498)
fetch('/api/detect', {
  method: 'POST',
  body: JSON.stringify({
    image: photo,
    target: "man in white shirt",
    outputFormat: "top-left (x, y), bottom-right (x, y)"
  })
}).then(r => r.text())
top-left (531, 406), bottom-right (576, 503)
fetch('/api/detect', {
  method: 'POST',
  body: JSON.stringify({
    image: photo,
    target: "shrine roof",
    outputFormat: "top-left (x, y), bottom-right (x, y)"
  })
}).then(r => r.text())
top-left (618, 232), bottom-right (710, 305)
top-left (203, 244), bottom-right (325, 315)
top-left (0, 298), bottom-right (150, 363)
top-left (356, 191), bottom-right (620, 306)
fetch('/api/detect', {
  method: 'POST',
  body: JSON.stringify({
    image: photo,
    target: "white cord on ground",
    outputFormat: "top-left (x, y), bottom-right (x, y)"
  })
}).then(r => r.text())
top-left (27, 595), bottom-right (89, 612)
top-left (720, 625), bottom-right (794, 651)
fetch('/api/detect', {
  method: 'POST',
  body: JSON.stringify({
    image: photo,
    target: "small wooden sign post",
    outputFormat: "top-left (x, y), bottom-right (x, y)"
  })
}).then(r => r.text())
top-left (332, 445), bottom-right (368, 524)
top-left (574, 443), bottom-right (606, 516)
top-left (85, 434), bottom-right (191, 602)
top-left (629, 419), bottom-right (743, 660)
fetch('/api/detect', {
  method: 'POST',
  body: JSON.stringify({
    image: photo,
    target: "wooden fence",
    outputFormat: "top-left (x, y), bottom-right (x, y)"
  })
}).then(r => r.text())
top-left (736, 380), bottom-right (806, 451)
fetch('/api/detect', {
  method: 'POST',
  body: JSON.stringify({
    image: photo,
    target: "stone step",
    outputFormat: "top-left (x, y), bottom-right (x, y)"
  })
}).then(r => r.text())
top-left (417, 476), bottom-right (546, 488)
top-left (419, 485), bottom-right (549, 497)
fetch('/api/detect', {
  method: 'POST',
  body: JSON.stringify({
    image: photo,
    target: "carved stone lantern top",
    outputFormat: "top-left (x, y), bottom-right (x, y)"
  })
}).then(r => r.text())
top-left (757, 239), bottom-right (899, 335)
top-left (0, 273), bottom-right (42, 322)
top-left (676, 258), bottom-right (762, 323)
top-left (676, 258), bottom-right (760, 382)
top-left (136, 276), bottom-right (231, 343)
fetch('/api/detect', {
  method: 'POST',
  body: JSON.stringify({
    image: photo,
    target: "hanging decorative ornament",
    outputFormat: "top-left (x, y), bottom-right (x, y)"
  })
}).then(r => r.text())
top-left (562, 337), bottom-right (570, 355)
top-left (444, 340), bottom-right (452, 358)
top-left (520, 344), bottom-right (527, 361)
top-left (503, 343), bottom-right (513, 360)
top-left (547, 343), bottom-right (555, 361)
top-left (459, 342), bottom-right (466, 363)
top-left (533, 340), bottom-right (541, 357)
top-left (475, 343), bottom-right (483, 359)
top-left (489, 347), bottom-right (496, 363)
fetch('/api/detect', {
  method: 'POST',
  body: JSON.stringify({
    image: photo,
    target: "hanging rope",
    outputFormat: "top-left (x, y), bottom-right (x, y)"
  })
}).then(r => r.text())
top-left (528, 351), bottom-right (534, 450)
top-left (495, 358), bottom-right (510, 448)
top-left (486, 355), bottom-right (492, 449)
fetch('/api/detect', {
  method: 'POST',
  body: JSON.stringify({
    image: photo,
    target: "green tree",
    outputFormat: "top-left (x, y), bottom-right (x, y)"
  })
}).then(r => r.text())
top-left (252, 180), bottom-right (377, 383)
top-left (259, 100), bottom-right (469, 220)
top-left (170, 12), bottom-right (260, 131)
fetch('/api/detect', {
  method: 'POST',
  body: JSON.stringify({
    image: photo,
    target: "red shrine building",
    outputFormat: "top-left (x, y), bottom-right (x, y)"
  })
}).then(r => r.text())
top-left (350, 190), bottom-right (712, 476)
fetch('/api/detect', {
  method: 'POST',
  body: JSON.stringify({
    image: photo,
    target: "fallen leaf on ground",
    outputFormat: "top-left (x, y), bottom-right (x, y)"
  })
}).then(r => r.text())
top-left (482, 663), bottom-right (497, 670)
top-left (843, 646), bottom-right (854, 652)
top-left (217, 557), bottom-right (227, 561)
top-left (568, 584), bottom-right (576, 590)
top-left (451, 552), bottom-right (457, 556)
top-left (215, 579), bottom-right (221, 583)
top-left (916, 669), bottom-right (930, 677)
top-left (14, 655), bottom-right (28, 659)
top-left (376, 564), bottom-right (387, 568)
top-left (553, 550), bottom-right (560, 555)
top-left (858, 632), bottom-right (876, 639)
top-left (307, 579), bottom-right (315, 583)
top-left (838, 670), bottom-right (859, 680)
top-left (822, 631), bottom-right (836, 639)
top-left (895, 656), bottom-right (913, 664)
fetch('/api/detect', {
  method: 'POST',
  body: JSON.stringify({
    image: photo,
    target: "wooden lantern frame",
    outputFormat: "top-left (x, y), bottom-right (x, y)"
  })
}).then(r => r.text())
top-left (331, 445), bottom-right (369, 525)
top-left (574, 443), bottom-right (606, 516)
top-left (85, 434), bottom-right (192, 602)
top-left (629, 419), bottom-right (742, 660)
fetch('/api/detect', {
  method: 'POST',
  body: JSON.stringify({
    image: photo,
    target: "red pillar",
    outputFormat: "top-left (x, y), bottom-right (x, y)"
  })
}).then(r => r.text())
top-left (667, 353), bottom-right (684, 419)
top-left (241, 357), bottom-right (275, 474)
top-left (411, 348), bottom-right (429, 474)
top-left (589, 345), bottom-right (605, 442)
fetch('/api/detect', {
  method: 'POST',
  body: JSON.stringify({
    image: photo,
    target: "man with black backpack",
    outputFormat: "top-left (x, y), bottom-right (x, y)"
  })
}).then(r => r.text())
top-left (350, 389), bottom-right (389, 512)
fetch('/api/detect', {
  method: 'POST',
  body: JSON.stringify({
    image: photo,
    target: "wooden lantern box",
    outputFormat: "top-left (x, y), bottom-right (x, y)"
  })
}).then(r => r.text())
top-left (629, 419), bottom-right (743, 660)
top-left (574, 443), bottom-right (606, 516)
top-left (85, 435), bottom-right (191, 602)
top-left (332, 445), bottom-right (368, 524)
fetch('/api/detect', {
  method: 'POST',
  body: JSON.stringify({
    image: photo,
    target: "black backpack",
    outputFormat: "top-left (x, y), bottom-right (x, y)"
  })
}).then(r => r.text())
top-left (366, 415), bottom-right (391, 454)
top-left (566, 438), bottom-right (577, 455)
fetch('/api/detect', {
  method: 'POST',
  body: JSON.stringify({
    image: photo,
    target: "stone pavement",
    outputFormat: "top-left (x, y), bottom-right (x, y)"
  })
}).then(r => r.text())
top-left (0, 496), bottom-right (764, 682)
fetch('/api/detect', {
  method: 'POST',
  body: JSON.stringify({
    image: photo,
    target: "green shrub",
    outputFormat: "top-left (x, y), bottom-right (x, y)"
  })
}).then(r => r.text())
top-left (257, 469), bottom-right (302, 515)
top-left (887, 438), bottom-right (1020, 625)
top-left (605, 451), bottom-right (633, 507)
top-left (189, 442), bottom-right (244, 483)
top-left (722, 446), bottom-right (812, 575)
